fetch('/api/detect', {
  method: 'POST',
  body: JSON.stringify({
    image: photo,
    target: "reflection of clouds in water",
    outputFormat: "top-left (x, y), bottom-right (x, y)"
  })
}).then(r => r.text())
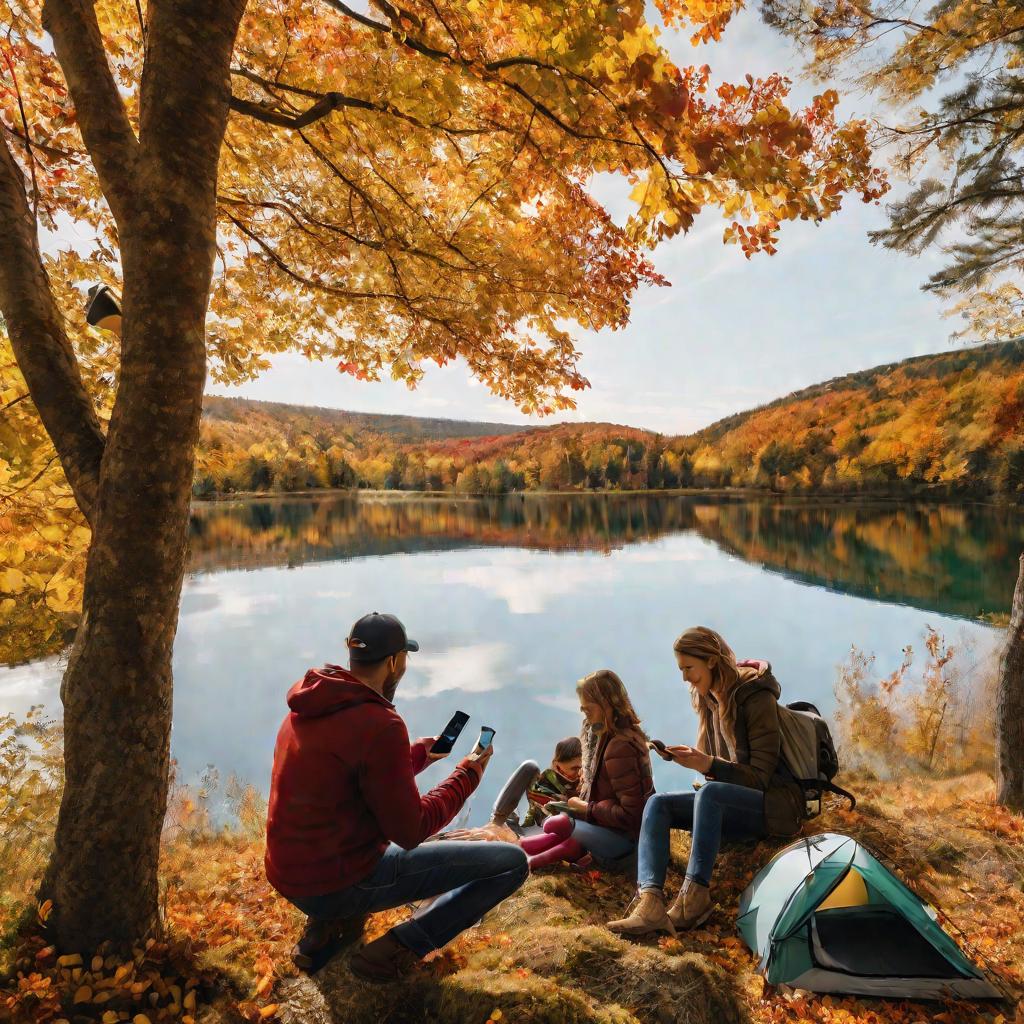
top-left (180, 581), bottom-right (282, 618)
top-left (613, 536), bottom-right (715, 564)
top-left (0, 657), bottom-right (63, 720)
top-left (533, 692), bottom-right (581, 715)
top-left (402, 642), bottom-right (510, 699)
top-left (179, 589), bottom-right (220, 616)
top-left (443, 551), bottom-right (617, 615)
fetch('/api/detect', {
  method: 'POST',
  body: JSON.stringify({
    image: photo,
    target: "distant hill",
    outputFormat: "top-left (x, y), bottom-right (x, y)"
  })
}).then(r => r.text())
top-left (202, 395), bottom-right (534, 444)
top-left (693, 339), bottom-right (1024, 446)
top-left (197, 341), bottom-right (1024, 498)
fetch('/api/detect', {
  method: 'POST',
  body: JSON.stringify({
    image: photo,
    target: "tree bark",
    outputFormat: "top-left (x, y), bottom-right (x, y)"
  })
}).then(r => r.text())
top-left (997, 553), bottom-right (1024, 810)
top-left (0, 131), bottom-right (105, 523)
top-left (34, 0), bottom-right (247, 952)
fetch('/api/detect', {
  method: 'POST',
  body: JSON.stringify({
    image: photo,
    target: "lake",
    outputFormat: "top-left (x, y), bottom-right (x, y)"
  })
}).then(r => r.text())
top-left (1, 493), bottom-right (1014, 824)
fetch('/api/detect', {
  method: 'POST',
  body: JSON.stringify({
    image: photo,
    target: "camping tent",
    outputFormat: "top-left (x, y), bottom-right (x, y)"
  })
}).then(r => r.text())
top-left (737, 833), bottom-right (1000, 999)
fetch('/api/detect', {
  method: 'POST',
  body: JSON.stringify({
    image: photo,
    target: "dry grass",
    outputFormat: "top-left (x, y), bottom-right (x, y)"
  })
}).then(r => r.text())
top-left (3, 761), bottom-right (1023, 1024)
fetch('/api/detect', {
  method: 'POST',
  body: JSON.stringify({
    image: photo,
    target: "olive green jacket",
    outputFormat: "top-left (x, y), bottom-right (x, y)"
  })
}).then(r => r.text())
top-left (702, 663), bottom-right (805, 838)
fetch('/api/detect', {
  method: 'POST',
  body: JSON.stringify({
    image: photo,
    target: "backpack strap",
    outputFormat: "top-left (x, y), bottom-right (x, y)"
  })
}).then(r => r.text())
top-left (821, 780), bottom-right (857, 811)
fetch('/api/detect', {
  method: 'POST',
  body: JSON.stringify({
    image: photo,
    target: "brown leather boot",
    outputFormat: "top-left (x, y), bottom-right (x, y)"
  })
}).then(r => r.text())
top-left (606, 889), bottom-right (677, 938)
top-left (667, 877), bottom-right (713, 930)
top-left (291, 914), bottom-right (367, 972)
top-left (348, 930), bottom-right (422, 984)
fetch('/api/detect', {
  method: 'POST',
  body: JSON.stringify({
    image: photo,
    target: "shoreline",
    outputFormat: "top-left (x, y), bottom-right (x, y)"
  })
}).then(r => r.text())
top-left (192, 486), bottom-right (1016, 508)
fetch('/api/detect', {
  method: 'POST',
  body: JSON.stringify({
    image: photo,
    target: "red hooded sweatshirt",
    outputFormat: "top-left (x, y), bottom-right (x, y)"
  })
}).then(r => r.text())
top-left (265, 665), bottom-right (483, 899)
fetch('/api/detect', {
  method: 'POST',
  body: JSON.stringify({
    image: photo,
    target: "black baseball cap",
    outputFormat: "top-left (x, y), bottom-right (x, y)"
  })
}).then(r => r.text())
top-left (346, 612), bottom-right (419, 663)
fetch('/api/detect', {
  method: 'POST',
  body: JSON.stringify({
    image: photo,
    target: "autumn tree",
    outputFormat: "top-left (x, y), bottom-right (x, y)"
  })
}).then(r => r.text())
top-left (1, 0), bottom-right (885, 952)
top-left (761, 0), bottom-right (1024, 342)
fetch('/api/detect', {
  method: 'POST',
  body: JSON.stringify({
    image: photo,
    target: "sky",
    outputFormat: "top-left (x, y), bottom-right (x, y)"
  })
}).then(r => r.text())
top-left (207, 5), bottom-right (956, 437)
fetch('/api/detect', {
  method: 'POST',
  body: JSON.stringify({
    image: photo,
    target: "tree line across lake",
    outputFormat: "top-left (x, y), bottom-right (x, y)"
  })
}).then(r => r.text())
top-left (195, 341), bottom-right (1024, 501)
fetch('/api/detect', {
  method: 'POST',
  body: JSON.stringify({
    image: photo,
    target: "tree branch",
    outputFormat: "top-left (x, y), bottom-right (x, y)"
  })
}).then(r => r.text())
top-left (41, 0), bottom-right (139, 226)
top-left (229, 90), bottom-right (380, 129)
top-left (0, 131), bottom-right (105, 524)
top-left (229, 66), bottom-right (494, 136)
top-left (320, 0), bottom-right (673, 167)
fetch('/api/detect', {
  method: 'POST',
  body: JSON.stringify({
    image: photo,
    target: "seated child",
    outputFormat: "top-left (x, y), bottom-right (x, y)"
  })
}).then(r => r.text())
top-left (524, 735), bottom-right (582, 825)
top-left (519, 736), bottom-right (590, 870)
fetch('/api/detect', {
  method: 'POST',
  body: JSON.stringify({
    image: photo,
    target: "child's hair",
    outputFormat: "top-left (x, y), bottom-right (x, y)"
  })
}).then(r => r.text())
top-left (553, 736), bottom-right (582, 762)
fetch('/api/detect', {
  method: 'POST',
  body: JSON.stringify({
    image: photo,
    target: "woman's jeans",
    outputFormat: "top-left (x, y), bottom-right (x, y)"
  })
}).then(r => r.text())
top-left (567, 817), bottom-right (636, 862)
top-left (288, 840), bottom-right (528, 957)
top-left (637, 782), bottom-right (765, 890)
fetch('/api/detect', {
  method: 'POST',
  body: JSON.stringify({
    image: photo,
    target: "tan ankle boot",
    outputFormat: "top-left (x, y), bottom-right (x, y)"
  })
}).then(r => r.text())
top-left (607, 889), bottom-right (677, 938)
top-left (667, 877), bottom-right (713, 930)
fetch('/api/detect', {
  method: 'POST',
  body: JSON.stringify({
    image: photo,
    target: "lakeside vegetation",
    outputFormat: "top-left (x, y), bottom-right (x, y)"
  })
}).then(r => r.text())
top-left (196, 342), bottom-right (1024, 501)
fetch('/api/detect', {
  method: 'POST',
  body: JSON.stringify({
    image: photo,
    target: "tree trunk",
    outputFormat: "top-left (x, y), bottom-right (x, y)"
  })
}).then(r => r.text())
top-left (997, 553), bottom-right (1024, 810)
top-left (37, 0), bottom-right (247, 952)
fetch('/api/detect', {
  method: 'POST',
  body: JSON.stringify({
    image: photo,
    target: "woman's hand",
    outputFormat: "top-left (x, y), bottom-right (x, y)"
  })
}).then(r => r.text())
top-left (665, 744), bottom-right (714, 774)
top-left (564, 796), bottom-right (589, 816)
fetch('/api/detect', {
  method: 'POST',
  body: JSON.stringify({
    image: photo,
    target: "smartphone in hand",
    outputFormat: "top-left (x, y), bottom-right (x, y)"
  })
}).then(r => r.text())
top-left (476, 726), bottom-right (496, 750)
top-left (648, 739), bottom-right (673, 761)
top-left (430, 711), bottom-right (470, 755)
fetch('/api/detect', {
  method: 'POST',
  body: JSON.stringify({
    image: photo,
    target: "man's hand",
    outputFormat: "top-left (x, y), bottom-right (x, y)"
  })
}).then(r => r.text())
top-left (467, 742), bottom-right (494, 769)
top-left (665, 744), bottom-right (714, 774)
top-left (442, 822), bottom-right (518, 843)
top-left (419, 736), bottom-right (449, 763)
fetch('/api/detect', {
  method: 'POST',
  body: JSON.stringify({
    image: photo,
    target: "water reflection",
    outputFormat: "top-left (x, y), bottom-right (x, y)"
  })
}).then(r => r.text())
top-left (190, 495), bottom-right (1024, 620)
top-left (1, 495), bottom-right (1009, 825)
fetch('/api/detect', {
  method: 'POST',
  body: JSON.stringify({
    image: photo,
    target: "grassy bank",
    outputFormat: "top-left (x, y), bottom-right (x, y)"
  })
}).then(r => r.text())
top-left (3, 765), bottom-right (1023, 1024)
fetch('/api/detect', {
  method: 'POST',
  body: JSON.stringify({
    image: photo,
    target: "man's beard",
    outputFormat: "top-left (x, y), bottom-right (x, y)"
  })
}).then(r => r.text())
top-left (383, 671), bottom-right (401, 702)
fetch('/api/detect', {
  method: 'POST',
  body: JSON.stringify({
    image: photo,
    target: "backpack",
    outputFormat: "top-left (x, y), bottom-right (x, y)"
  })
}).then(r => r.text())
top-left (776, 700), bottom-right (856, 817)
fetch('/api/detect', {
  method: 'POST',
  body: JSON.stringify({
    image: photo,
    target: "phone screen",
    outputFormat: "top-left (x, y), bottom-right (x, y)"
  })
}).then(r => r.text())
top-left (477, 726), bottom-right (496, 749)
top-left (430, 711), bottom-right (470, 755)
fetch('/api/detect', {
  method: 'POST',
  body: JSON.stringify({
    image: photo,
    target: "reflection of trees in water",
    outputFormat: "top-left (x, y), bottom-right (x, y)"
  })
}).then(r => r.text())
top-left (187, 494), bottom-right (697, 572)
top-left (694, 502), bottom-right (1022, 620)
top-left (187, 495), bottom-right (1023, 620)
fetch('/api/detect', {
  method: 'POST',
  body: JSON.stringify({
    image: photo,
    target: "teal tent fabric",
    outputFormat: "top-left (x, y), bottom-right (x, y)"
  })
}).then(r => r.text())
top-left (737, 833), bottom-right (1000, 1000)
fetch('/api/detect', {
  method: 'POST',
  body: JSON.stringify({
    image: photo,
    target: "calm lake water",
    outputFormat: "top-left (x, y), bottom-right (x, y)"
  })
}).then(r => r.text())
top-left (1, 493), bottom-right (1014, 823)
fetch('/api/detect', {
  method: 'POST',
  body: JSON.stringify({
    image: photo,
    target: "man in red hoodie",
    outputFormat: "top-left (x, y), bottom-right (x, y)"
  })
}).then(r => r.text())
top-left (265, 612), bottom-right (528, 981)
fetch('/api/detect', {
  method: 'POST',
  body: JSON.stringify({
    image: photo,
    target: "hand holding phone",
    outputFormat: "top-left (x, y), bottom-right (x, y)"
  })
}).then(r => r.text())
top-left (648, 739), bottom-right (674, 762)
top-left (546, 797), bottom-right (586, 818)
top-left (429, 711), bottom-right (469, 756)
top-left (468, 725), bottom-right (496, 768)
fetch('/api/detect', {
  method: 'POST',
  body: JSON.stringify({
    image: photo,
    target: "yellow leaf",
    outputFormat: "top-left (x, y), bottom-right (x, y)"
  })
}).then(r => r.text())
top-left (0, 568), bottom-right (26, 593)
top-left (74, 986), bottom-right (93, 1003)
top-left (259, 1005), bottom-right (279, 1019)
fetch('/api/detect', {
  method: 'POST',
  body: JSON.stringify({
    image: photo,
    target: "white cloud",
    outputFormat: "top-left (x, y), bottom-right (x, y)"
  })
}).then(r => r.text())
top-left (443, 552), bottom-right (617, 614)
top-left (401, 641), bottom-right (510, 698)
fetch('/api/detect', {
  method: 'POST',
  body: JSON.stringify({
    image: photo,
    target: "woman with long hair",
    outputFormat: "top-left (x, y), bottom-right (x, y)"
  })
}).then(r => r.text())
top-left (607, 627), bottom-right (804, 937)
top-left (520, 669), bottom-right (654, 870)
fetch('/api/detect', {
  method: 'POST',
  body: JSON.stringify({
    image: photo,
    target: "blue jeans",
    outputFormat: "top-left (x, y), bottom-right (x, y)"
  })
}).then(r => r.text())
top-left (569, 818), bottom-right (636, 862)
top-left (288, 840), bottom-right (528, 957)
top-left (637, 782), bottom-right (765, 890)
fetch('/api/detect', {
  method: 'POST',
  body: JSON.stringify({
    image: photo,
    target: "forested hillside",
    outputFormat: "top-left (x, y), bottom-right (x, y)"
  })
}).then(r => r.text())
top-left (196, 341), bottom-right (1024, 498)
